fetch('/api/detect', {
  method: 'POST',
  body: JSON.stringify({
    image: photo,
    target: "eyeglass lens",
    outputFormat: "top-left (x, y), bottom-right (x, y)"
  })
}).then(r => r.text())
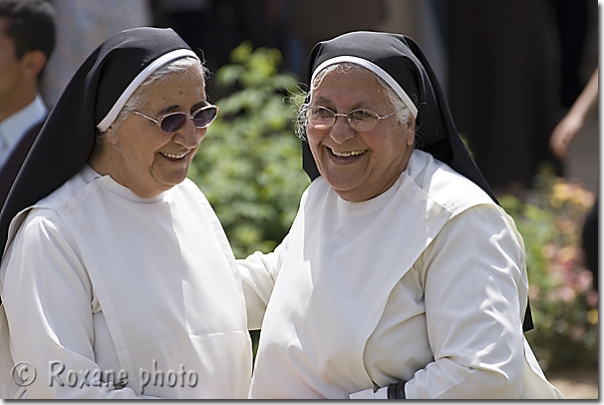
top-left (160, 106), bottom-right (218, 133)
top-left (308, 107), bottom-right (378, 132)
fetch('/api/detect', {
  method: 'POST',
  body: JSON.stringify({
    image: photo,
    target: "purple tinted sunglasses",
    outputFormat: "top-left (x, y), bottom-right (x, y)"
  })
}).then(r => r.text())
top-left (134, 105), bottom-right (219, 133)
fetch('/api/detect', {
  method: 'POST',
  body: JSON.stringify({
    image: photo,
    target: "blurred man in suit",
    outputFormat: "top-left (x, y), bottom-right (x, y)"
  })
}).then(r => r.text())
top-left (0, 0), bottom-right (55, 208)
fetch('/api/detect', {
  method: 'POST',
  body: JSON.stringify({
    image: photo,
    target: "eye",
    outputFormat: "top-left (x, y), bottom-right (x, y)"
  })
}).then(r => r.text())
top-left (348, 109), bottom-right (376, 122)
top-left (310, 106), bottom-right (334, 119)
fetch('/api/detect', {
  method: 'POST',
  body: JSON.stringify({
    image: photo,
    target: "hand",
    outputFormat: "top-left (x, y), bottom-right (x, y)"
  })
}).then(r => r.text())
top-left (549, 113), bottom-right (583, 160)
top-left (549, 67), bottom-right (598, 161)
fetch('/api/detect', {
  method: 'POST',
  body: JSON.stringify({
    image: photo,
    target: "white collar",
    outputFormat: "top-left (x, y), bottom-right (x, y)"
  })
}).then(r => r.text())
top-left (0, 94), bottom-right (47, 151)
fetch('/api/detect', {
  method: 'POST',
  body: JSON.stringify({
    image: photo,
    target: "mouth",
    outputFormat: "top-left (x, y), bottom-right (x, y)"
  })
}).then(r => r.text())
top-left (329, 148), bottom-right (366, 158)
top-left (159, 151), bottom-right (189, 161)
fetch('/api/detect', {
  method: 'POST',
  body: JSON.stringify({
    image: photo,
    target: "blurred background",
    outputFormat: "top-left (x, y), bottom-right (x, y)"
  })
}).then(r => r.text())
top-left (40, 0), bottom-right (599, 193)
top-left (38, 0), bottom-right (599, 398)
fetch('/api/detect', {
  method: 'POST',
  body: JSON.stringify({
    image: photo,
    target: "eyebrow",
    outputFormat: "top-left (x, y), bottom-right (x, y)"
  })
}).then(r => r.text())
top-left (312, 96), bottom-right (375, 111)
top-left (156, 100), bottom-right (209, 116)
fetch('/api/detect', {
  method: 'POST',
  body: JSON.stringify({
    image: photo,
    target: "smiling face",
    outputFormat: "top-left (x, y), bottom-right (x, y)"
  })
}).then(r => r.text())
top-left (90, 65), bottom-right (208, 198)
top-left (307, 66), bottom-right (415, 202)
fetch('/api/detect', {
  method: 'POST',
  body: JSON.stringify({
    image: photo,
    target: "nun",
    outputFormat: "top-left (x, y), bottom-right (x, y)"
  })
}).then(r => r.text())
top-left (0, 27), bottom-right (251, 398)
top-left (238, 31), bottom-right (563, 399)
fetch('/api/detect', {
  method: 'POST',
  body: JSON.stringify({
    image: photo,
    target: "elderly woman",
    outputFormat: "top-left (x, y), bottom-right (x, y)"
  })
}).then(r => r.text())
top-left (0, 27), bottom-right (251, 399)
top-left (239, 31), bottom-right (563, 399)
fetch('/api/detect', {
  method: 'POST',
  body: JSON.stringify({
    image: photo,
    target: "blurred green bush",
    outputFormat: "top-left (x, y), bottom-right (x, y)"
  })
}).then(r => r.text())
top-left (189, 42), bottom-right (310, 259)
top-left (501, 166), bottom-right (598, 371)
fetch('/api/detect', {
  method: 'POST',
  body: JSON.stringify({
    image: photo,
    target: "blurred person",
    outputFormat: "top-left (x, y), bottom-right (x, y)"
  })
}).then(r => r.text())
top-left (551, 0), bottom-right (590, 110)
top-left (550, 67), bottom-right (598, 291)
top-left (152, 0), bottom-right (227, 77)
top-left (550, 68), bottom-right (598, 161)
top-left (0, 27), bottom-right (251, 399)
top-left (288, 0), bottom-right (385, 78)
top-left (447, 0), bottom-right (561, 199)
top-left (376, 0), bottom-right (448, 93)
top-left (238, 31), bottom-right (563, 399)
top-left (153, 0), bottom-right (293, 93)
top-left (41, 0), bottom-right (151, 107)
top-left (0, 0), bottom-right (55, 208)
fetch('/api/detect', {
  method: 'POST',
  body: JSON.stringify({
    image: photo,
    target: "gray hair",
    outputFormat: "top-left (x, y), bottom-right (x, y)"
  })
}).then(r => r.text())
top-left (297, 63), bottom-right (414, 142)
top-left (96, 56), bottom-right (207, 145)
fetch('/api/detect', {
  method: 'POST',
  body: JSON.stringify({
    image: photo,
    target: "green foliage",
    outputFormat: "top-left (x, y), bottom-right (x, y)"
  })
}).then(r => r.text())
top-left (500, 166), bottom-right (598, 371)
top-left (189, 42), bottom-right (310, 258)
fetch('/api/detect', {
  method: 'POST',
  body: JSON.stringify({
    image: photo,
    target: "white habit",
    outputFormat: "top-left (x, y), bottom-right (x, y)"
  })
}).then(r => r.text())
top-left (0, 165), bottom-right (252, 399)
top-left (239, 150), bottom-right (563, 399)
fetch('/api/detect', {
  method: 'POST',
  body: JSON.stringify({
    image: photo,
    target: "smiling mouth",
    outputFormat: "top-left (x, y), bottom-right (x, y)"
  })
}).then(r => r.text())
top-left (159, 151), bottom-right (189, 160)
top-left (329, 148), bottom-right (365, 157)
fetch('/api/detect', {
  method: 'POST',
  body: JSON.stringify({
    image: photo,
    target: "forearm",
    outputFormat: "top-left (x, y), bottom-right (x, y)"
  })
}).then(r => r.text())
top-left (415, 206), bottom-right (526, 398)
top-left (237, 251), bottom-right (275, 330)
top-left (237, 236), bottom-right (288, 329)
top-left (568, 68), bottom-right (598, 120)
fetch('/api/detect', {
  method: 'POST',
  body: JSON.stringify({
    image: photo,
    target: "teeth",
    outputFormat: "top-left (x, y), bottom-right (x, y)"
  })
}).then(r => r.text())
top-left (160, 151), bottom-right (188, 159)
top-left (331, 149), bottom-right (364, 157)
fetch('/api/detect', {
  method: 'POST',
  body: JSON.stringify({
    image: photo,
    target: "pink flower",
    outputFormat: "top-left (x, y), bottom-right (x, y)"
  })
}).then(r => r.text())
top-left (568, 324), bottom-right (585, 343)
top-left (586, 290), bottom-right (598, 308)
top-left (576, 270), bottom-right (593, 292)
top-left (528, 284), bottom-right (540, 300)
top-left (541, 244), bottom-right (557, 260)
top-left (556, 285), bottom-right (576, 303)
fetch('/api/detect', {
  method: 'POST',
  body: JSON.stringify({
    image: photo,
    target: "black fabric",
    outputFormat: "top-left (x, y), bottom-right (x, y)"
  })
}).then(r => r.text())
top-left (301, 31), bottom-right (495, 202)
top-left (387, 381), bottom-right (406, 399)
top-left (300, 31), bottom-right (533, 332)
top-left (0, 120), bottom-right (44, 209)
top-left (387, 382), bottom-right (396, 399)
top-left (582, 197), bottom-right (598, 291)
top-left (0, 27), bottom-right (194, 255)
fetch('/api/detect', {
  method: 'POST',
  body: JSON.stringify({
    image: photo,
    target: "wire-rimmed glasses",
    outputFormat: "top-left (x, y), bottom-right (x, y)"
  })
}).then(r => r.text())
top-left (306, 106), bottom-right (398, 132)
top-left (134, 105), bottom-right (219, 133)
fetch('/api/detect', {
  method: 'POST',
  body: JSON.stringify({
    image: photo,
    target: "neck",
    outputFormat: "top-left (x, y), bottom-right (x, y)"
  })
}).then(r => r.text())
top-left (0, 88), bottom-right (38, 123)
top-left (88, 145), bottom-right (111, 178)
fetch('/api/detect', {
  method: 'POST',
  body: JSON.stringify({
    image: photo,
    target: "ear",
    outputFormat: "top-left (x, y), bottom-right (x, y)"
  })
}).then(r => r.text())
top-left (104, 126), bottom-right (120, 146)
top-left (20, 50), bottom-right (47, 79)
top-left (405, 116), bottom-right (416, 146)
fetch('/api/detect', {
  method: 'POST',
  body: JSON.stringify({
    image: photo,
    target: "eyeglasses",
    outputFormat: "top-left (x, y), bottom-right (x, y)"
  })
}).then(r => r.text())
top-left (133, 105), bottom-right (219, 133)
top-left (306, 106), bottom-right (398, 132)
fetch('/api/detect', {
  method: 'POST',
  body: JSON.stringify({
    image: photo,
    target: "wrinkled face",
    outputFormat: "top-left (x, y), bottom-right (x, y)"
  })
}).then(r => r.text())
top-left (307, 67), bottom-right (415, 202)
top-left (98, 66), bottom-right (208, 198)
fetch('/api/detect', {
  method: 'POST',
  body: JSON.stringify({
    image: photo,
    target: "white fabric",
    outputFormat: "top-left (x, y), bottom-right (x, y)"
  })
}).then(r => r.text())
top-left (0, 165), bottom-right (252, 399)
top-left (239, 150), bottom-right (563, 399)
top-left (374, 386), bottom-right (388, 399)
top-left (349, 387), bottom-right (376, 399)
top-left (0, 95), bottom-right (46, 168)
top-left (349, 386), bottom-right (388, 399)
top-left (96, 49), bottom-right (199, 132)
top-left (311, 56), bottom-right (419, 118)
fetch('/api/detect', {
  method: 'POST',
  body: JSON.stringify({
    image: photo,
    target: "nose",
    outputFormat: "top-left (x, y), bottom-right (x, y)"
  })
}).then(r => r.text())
top-left (329, 115), bottom-right (355, 144)
top-left (173, 119), bottom-right (205, 148)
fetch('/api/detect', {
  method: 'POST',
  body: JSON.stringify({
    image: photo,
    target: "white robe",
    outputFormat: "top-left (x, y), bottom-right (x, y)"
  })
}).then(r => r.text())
top-left (0, 165), bottom-right (252, 399)
top-left (239, 150), bottom-right (563, 399)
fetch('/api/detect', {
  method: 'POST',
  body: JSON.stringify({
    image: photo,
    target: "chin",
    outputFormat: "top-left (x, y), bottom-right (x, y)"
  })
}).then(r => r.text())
top-left (325, 182), bottom-right (359, 200)
top-left (323, 173), bottom-right (360, 192)
top-left (162, 177), bottom-right (186, 189)
top-left (161, 168), bottom-right (189, 184)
